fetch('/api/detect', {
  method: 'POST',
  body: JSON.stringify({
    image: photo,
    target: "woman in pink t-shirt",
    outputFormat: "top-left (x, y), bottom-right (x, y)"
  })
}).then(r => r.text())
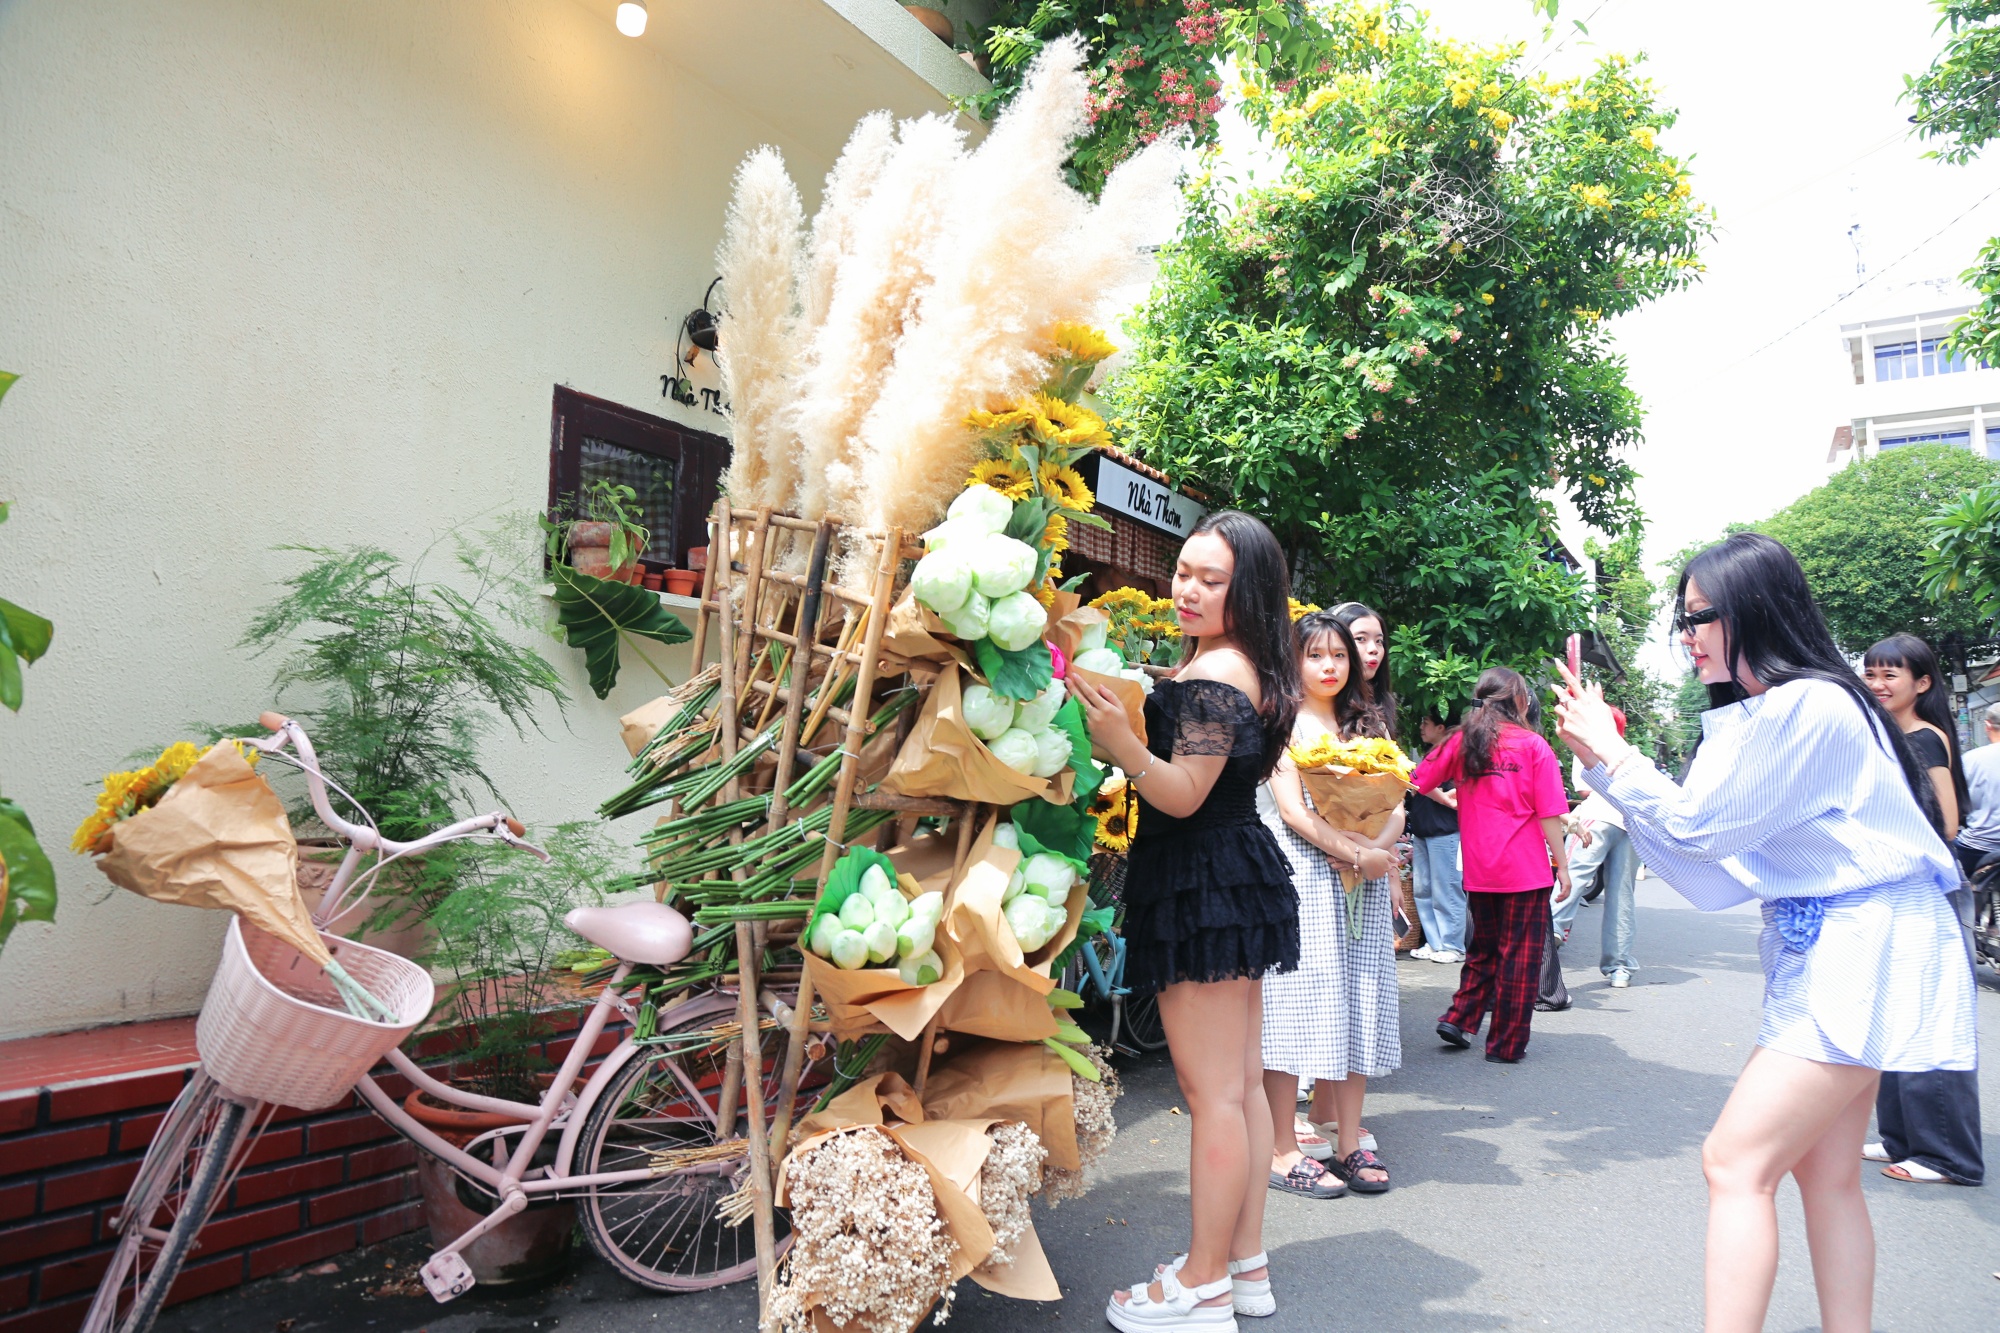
top-left (1409, 666), bottom-right (1572, 1062)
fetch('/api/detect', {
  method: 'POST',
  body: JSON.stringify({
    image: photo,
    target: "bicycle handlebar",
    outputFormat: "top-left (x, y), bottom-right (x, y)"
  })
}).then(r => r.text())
top-left (249, 712), bottom-right (548, 865)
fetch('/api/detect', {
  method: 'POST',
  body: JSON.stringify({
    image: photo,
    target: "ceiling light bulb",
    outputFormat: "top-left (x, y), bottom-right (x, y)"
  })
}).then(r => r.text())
top-left (616, 1), bottom-right (647, 37)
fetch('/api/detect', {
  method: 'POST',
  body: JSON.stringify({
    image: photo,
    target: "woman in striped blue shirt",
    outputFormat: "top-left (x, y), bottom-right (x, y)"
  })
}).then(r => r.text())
top-left (1554, 533), bottom-right (1974, 1333)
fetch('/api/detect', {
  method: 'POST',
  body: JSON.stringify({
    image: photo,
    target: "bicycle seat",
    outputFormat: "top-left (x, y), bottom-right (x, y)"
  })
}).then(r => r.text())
top-left (564, 902), bottom-right (693, 966)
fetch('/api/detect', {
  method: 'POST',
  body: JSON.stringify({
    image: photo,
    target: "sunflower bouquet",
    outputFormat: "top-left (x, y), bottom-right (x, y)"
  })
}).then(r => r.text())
top-left (1088, 773), bottom-right (1138, 854)
top-left (1084, 586), bottom-right (1180, 669)
top-left (1287, 733), bottom-right (1414, 844)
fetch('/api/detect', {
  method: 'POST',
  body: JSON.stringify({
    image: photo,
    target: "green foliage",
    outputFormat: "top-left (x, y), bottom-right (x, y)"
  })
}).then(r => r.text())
top-left (1925, 473), bottom-right (2000, 628)
top-left (544, 477), bottom-right (652, 573)
top-left (1749, 444), bottom-right (1998, 653)
top-left (237, 527), bottom-right (567, 849)
top-left (0, 370), bottom-right (55, 956)
top-left (966, 1), bottom-right (1331, 195)
top-left (1907, 1), bottom-right (2000, 165)
top-left (974, 637), bottom-right (1055, 700)
top-left (1906, 6), bottom-right (2000, 363)
top-left (0, 797), bottom-right (56, 954)
top-left (547, 562), bottom-right (691, 699)
top-left (1111, 8), bottom-right (1708, 728)
top-left (423, 822), bottom-right (618, 1099)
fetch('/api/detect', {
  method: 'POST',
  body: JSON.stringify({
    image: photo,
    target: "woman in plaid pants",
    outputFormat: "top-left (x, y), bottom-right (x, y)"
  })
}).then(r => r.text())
top-left (1409, 667), bottom-right (1572, 1062)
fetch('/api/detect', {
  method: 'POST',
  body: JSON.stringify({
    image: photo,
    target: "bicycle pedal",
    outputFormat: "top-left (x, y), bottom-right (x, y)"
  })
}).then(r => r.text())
top-left (420, 1251), bottom-right (476, 1303)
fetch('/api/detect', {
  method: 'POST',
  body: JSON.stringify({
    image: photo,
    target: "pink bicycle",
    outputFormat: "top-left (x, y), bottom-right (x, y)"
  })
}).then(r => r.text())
top-left (83, 713), bottom-right (813, 1333)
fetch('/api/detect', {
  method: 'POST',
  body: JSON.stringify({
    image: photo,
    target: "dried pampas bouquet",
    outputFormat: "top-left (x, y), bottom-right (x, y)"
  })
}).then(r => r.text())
top-left (706, 32), bottom-right (1186, 564)
top-left (1041, 1045), bottom-right (1121, 1205)
top-left (975, 1121), bottom-right (1047, 1270)
top-left (767, 1128), bottom-right (959, 1333)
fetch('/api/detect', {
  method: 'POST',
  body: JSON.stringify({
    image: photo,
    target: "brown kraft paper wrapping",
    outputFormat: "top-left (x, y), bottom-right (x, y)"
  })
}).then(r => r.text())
top-left (1297, 768), bottom-right (1409, 841)
top-left (881, 665), bottom-right (1055, 806)
top-left (800, 917), bottom-right (966, 1042)
top-left (781, 1075), bottom-right (1060, 1308)
top-left (882, 590), bottom-right (976, 671)
top-left (942, 814), bottom-right (1088, 1000)
top-left (97, 745), bottom-right (331, 969)
top-left (919, 1038), bottom-right (1082, 1173)
top-left (1067, 665), bottom-right (1147, 759)
top-left (1044, 597), bottom-right (1099, 662)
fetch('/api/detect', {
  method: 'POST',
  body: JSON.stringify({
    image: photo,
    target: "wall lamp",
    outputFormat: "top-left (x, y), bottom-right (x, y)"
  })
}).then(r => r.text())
top-left (680, 277), bottom-right (722, 364)
top-left (616, 2), bottom-right (647, 37)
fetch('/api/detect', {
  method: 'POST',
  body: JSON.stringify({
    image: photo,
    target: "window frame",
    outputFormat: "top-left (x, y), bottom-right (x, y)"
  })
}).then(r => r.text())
top-left (546, 385), bottom-right (730, 571)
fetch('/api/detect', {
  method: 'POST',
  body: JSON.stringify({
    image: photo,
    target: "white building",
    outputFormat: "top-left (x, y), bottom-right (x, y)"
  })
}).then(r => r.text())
top-left (1828, 278), bottom-right (2000, 467)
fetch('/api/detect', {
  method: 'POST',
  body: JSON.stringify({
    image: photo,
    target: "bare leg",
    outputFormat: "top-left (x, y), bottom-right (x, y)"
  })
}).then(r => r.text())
top-left (1306, 1080), bottom-right (1369, 1144)
top-left (1263, 1068), bottom-right (1304, 1172)
top-left (1701, 1046), bottom-right (1881, 1333)
top-left (1791, 1078), bottom-right (1880, 1333)
top-left (1234, 984), bottom-right (1271, 1281)
top-left (1113, 979), bottom-right (1257, 1309)
top-left (1325, 1074), bottom-right (1386, 1184)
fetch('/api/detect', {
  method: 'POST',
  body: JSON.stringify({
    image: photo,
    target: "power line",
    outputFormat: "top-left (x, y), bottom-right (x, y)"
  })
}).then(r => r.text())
top-left (1735, 181), bottom-right (2000, 364)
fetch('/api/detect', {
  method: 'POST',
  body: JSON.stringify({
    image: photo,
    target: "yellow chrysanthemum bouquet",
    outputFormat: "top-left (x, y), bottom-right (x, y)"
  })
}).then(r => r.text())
top-left (1085, 586), bottom-right (1181, 669)
top-left (72, 740), bottom-right (258, 854)
top-left (1287, 732), bottom-right (1415, 848)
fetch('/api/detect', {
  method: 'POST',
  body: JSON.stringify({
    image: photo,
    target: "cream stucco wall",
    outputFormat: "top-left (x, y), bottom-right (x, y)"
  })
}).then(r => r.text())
top-left (0, 0), bottom-right (968, 1038)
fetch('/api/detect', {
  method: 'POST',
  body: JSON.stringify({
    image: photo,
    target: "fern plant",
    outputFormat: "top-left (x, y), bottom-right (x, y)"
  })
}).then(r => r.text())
top-left (231, 524), bottom-right (568, 918)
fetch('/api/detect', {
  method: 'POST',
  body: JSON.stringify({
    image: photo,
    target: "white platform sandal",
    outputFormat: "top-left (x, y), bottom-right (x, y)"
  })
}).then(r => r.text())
top-left (1160, 1251), bottom-right (1275, 1317)
top-left (1106, 1264), bottom-right (1238, 1332)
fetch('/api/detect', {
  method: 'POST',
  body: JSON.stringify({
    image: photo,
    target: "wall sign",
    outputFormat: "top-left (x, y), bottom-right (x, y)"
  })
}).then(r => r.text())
top-left (1093, 454), bottom-right (1206, 536)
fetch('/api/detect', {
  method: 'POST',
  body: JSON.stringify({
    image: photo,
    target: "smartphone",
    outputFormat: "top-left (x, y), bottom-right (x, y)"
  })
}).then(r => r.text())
top-left (1565, 632), bottom-right (1582, 680)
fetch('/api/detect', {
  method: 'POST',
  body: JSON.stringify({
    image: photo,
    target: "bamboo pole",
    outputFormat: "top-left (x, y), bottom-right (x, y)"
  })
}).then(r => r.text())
top-left (735, 921), bottom-right (778, 1306)
top-left (689, 501), bottom-right (725, 669)
top-left (766, 522), bottom-right (832, 832)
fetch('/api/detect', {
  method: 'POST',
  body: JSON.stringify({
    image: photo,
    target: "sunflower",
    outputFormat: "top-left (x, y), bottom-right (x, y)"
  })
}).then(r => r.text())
top-left (1050, 322), bottom-right (1118, 366)
top-left (71, 740), bottom-right (248, 854)
top-left (1094, 794), bottom-right (1136, 852)
top-left (1039, 463), bottom-right (1094, 513)
top-left (1030, 393), bottom-right (1110, 451)
top-left (968, 457), bottom-right (1034, 501)
top-left (1089, 586), bottom-right (1154, 613)
top-left (965, 403), bottom-right (1039, 438)
top-left (1041, 511), bottom-right (1070, 554)
top-left (1288, 597), bottom-right (1321, 621)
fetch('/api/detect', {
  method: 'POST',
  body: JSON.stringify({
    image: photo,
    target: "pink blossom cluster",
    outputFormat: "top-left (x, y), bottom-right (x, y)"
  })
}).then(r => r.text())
top-left (1141, 64), bottom-right (1221, 143)
top-left (1176, 0), bottom-right (1220, 46)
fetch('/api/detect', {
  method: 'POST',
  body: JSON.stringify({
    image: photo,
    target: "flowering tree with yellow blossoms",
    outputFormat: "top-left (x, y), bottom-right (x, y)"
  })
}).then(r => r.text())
top-left (1110, 2), bottom-right (1711, 725)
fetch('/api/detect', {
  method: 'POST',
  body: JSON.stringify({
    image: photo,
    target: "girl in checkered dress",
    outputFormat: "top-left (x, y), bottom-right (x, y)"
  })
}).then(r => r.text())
top-left (1260, 611), bottom-right (1402, 1196)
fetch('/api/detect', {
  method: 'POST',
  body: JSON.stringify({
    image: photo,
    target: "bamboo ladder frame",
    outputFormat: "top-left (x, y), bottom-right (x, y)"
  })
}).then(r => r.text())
top-left (683, 501), bottom-right (953, 1316)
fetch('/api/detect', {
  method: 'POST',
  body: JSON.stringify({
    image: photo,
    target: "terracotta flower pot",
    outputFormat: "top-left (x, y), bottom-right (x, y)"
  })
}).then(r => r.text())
top-left (663, 569), bottom-right (701, 596)
top-left (687, 545), bottom-right (709, 572)
top-left (414, 1148), bottom-right (574, 1288)
top-left (904, 4), bottom-right (954, 42)
top-left (642, 572), bottom-right (662, 591)
top-left (570, 547), bottom-right (614, 580)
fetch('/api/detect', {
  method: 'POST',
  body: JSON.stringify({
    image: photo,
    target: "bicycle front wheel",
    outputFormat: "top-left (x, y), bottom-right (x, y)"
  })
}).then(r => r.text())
top-left (574, 999), bottom-right (804, 1291)
top-left (82, 1073), bottom-right (261, 1333)
top-left (1120, 990), bottom-right (1169, 1052)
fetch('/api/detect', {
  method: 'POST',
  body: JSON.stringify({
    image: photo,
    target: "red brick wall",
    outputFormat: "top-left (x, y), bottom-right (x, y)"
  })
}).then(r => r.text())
top-left (0, 1018), bottom-right (614, 1333)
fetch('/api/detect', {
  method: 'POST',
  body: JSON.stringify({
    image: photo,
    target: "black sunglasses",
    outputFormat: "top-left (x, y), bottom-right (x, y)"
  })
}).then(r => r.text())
top-left (1672, 605), bottom-right (1721, 636)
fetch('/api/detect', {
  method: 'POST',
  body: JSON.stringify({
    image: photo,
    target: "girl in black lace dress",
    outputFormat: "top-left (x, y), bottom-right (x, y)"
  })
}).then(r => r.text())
top-left (1068, 511), bottom-right (1301, 1332)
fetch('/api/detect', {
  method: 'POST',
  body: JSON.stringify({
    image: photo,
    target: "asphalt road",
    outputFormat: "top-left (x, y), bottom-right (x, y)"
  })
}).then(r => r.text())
top-left (158, 881), bottom-right (2000, 1332)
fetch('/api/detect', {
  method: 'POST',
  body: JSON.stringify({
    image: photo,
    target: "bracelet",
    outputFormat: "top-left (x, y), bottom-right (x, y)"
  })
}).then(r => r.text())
top-left (1129, 759), bottom-right (1153, 785)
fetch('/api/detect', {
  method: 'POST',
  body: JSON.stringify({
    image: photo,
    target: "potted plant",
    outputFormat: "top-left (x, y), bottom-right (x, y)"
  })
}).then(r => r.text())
top-left (662, 568), bottom-right (701, 597)
top-left (401, 823), bottom-right (621, 1288)
top-left (546, 478), bottom-right (650, 581)
top-left (228, 523), bottom-right (570, 954)
top-left (903, 1), bottom-right (954, 44)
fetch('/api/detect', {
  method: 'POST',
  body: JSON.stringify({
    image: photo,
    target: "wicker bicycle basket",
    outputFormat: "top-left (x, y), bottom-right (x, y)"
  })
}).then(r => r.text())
top-left (196, 917), bottom-right (435, 1110)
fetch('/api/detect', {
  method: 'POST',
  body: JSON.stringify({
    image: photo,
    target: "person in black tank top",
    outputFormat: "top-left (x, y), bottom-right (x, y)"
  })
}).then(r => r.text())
top-left (1069, 512), bottom-right (1301, 1331)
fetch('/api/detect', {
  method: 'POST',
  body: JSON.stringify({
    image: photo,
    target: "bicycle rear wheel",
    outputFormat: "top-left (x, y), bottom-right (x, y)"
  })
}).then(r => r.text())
top-left (574, 997), bottom-right (807, 1291)
top-left (1120, 990), bottom-right (1169, 1053)
top-left (82, 1073), bottom-right (263, 1333)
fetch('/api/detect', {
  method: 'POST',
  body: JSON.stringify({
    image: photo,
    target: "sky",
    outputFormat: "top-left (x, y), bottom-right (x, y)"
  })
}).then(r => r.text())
top-left (1214, 0), bottom-right (2000, 580)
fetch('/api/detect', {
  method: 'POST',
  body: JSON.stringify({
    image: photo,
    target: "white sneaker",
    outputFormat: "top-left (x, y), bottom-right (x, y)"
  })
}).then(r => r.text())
top-left (1608, 969), bottom-right (1631, 989)
top-left (1429, 949), bottom-right (1464, 965)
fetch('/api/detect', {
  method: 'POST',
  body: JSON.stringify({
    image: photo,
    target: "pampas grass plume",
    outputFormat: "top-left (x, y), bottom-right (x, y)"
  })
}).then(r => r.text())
top-left (714, 147), bottom-right (805, 511)
top-left (801, 112), bottom-right (896, 338)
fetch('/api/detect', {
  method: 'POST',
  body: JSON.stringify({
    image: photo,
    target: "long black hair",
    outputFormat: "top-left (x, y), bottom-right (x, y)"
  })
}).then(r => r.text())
top-left (1329, 601), bottom-right (1398, 735)
top-left (1459, 665), bottom-right (1532, 779)
top-left (1864, 632), bottom-right (1969, 816)
top-left (1182, 510), bottom-right (1302, 773)
top-left (1680, 533), bottom-right (1943, 835)
top-left (1294, 610), bottom-right (1388, 739)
